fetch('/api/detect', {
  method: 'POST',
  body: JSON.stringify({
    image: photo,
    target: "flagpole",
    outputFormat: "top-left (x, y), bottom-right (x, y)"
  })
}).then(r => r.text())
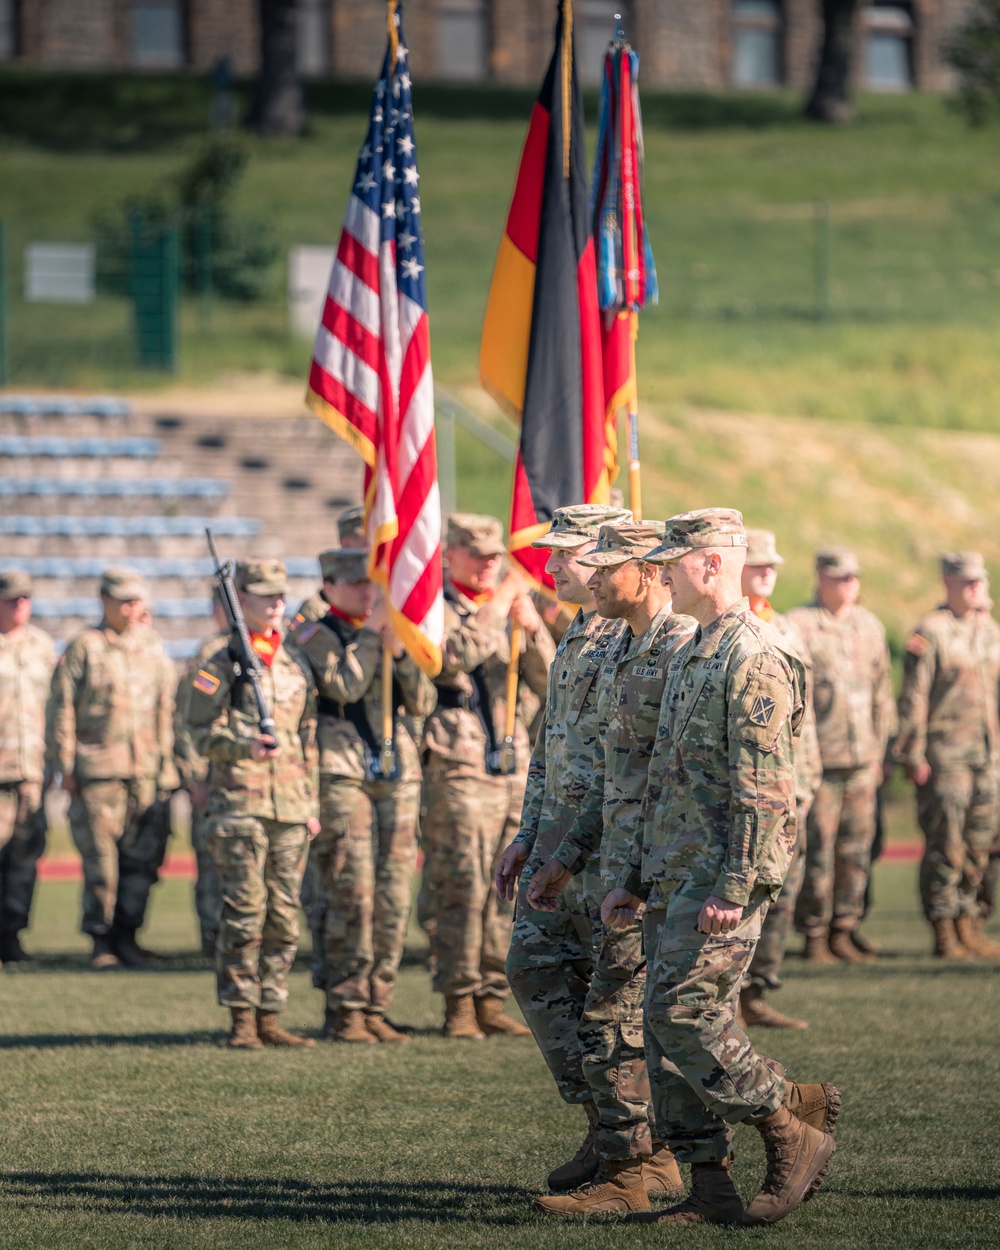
top-left (499, 624), bottom-right (522, 774)
top-left (380, 647), bottom-right (396, 777)
top-left (627, 310), bottom-right (642, 519)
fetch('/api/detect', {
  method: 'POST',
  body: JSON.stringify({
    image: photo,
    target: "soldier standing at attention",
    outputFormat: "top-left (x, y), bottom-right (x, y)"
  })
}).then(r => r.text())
top-left (46, 568), bottom-right (177, 971)
top-left (423, 513), bottom-right (554, 1039)
top-left (0, 571), bottom-right (56, 965)
top-left (788, 549), bottom-right (896, 963)
top-left (601, 509), bottom-right (838, 1228)
top-left (894, 552), bottom-right (1000, 959)
top-left (289, 548), bottom-right (436, 1043)
top-left (524, 520), bottom-right (695, 1217)
top-left (740, 530), bottom-right (823, 1029)
top-left (292, 506), bottom-right (368, 630)
top-left (186, 559), bottom-right (319, 1050)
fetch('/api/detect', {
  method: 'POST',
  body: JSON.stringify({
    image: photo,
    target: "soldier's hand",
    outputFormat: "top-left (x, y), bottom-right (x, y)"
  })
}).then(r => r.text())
top-left (60, 774), bottom-right (79, 797)
top-left (306, 817), bottom-right (321, 840)
top-left (601, 888), bottom-right (643, 929)
top-left (495, 841), bottom-right (530, 900)
top-left (526, 858), bottom-right (572, 911)
top-left (509, 593), bottom-right (542, 635)
top-left (380, 624), bottom-right (405, 658)
top-left (697, 896), bottom-right (744, 935)
top-left (191, 782), bottom-right (211, 809)
top-left (249, 735), bottom-right (281, 762)
top-left (906, 762), bottom-right (931, 786)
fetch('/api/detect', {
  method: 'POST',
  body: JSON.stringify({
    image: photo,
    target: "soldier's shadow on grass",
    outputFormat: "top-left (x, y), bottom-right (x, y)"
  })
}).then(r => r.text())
top-left (0, 1170), bottom-right (538, 1224)
top-left (0, 1030), bottom-right (223, 1049)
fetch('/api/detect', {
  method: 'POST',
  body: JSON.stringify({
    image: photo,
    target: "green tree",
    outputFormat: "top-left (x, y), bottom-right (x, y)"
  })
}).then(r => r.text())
top-left (947, 0), bottom-right (1000, 125)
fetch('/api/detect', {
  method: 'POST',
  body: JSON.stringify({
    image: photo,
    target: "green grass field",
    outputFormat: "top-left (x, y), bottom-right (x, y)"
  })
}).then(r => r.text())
top-left (1, 862), bottom-right (998, 1249)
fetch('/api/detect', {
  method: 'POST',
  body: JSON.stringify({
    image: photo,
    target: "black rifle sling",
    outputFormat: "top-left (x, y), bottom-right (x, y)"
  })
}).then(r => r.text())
top-left (443, 587), bottom-right (500, 763)
top-left (321, 612), bottom-right (403, 759)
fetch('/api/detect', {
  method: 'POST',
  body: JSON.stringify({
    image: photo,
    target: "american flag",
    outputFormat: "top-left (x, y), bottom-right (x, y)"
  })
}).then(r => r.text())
top-left (306, 5), bottom-right (443, 676)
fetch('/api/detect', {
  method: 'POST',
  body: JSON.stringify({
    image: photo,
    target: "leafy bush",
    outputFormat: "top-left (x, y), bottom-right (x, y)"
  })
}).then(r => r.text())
top-left (947, 0), bottom-right (1000, 125)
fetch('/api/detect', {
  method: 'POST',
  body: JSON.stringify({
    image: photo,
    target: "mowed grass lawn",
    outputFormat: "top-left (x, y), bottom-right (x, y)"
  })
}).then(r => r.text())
top-left (0, 862), bottom-right (998, 1249)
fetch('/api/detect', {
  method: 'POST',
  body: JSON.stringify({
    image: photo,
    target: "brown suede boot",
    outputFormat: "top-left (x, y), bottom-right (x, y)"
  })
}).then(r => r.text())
top-left (365, 1013), bottom-right (412, 1043)
top-left (227, 1007), bottom-right (264, 1050)
top-left (630, 1157), bottom-right (743, 1226)
top-left (744, 1104), bottom-right (836, 1225)
top-left (642, 1142), bottom-right (685, 1199)
top-left (955, 914), bottom-right (1000, 958)
top-left (547, 1102), bottom-right (600, 1191)
top-left (535, 1156), bottom-right (650, 1216)
top-left (443, 995), bottom-right (485, 1040)
top-left (256, 1009), bottom-right (316, 1048)
top-left (110, 926), bottom-right (152, 969)
top-left (784, 1081), bottom-right (842, 1136)
top-left (829, 928), bottom-right (875, 963)
top-left (474, 996), bottom-right (531, 1037)
top-left (325, 1007), bottom-right (378, 1043)
top-left (740, 987), bottom-right (808, 1030)
top-left (932, 916), bottom-right (969, 959)
top-left (803, 933), bottom-right (838, 964)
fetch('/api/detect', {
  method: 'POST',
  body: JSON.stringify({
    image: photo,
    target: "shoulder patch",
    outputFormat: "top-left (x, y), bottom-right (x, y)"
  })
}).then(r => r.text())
top-left (294, 622), bottom-right (319, 644)
top-left (193, 669), bottom-right (221, 696)
top-left (749, 693), bottom-right (778, 727)
top-left (733, 665), bottom-right (792, 751)
top-left (906, 633), bottom-right (928, 657)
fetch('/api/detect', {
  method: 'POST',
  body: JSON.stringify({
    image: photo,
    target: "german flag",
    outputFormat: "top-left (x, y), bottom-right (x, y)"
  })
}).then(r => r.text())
top-left (479, 0), bottom-right (615, 588)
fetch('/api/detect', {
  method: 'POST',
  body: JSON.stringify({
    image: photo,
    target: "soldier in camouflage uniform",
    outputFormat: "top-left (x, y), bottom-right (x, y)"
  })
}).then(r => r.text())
top-left (288, 548), bottom-right (437, 1043)
top-left (422, 513), bottom-right (554, 1039)
top-left (788, 548), bottom-right (896, 963)
top-left (0, 571), bottom-right (56, 964)
top-left (524, 521), bottom-right (695, 1217)
top-left (598, 509), bottom-right (837, 1228)
top-left (740, 530), bottom-right (823, 1029)
top-left (894, 552), bottom-right (1000, 959)
top-left (46, 568), bottom-right (178, 970)
top-left (186, 559), bottom-right (319, 1049)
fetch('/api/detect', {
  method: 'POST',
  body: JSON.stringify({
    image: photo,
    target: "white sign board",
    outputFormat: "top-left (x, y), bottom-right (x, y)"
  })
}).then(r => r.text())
top-left (25, 244), bottom-right (96, 304)
top-left (288, 245), bottom-right (336, 339)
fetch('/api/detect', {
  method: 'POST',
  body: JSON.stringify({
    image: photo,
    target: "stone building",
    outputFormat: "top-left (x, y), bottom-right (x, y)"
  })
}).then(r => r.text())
top-left (0, 1), bottom-right (980, 94)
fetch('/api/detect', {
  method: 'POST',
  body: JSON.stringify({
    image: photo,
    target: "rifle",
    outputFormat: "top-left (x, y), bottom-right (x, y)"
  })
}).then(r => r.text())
top-left (206, 528), bottom-right (276, 739)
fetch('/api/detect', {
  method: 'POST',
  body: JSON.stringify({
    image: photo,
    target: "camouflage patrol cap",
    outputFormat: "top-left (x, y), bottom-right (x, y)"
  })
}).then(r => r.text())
top-left (337, 505), bottom-right (366, 544)
top-left (99, 566), bottom-right (147, 601)
top-left (0, 569), bottom-right (32, 600)
top-left (577, 521), bottom-right (667, 567)
top-left (235, 558), bottom-right (288, 596)
top-left (530, 504), bottom-right (634, 549)
top-left (446, 512), bottom-right (506, 557)
top-left (319, 548), bottom-right (370, 583)
top-left (745, 528), bottom-right (785, 567)
top-left (941, 551), bottom-right (987, 581)
top-left (815, 546), bottom-right (861, 578)
top-left (646, 508), bottom-right (747, 564)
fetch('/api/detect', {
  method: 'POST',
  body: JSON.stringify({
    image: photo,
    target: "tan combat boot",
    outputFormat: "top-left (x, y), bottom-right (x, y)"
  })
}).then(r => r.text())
top-left (535, 1156), bottom-right (650, 1216)
top-left (955, 914), bottom-right (1000, 959)
top-left (803, 933), bottom-right (838, 964)
top-left (547, 1102), bottom-right (600, 1191)
top-left (90, 934), bottom-right (120, 971)
top-left (740, 987), bottom-right (808, 1030)
top-left (443, 995), bottom-right (485, 1040)
top-left (365, 1013), bottom-right (412, 1043)
top-left (227, 1007), bottom-right (264, 1050)
top-left (784, 1081), bottom-right (842, 1136)
top-left (744, 1104), bottom-right (836, 1225)
top-left (931, 916), bottom-right (969, 959)
top-left (474, 995), bottom-right (531, 1037)
top-left (324, 1007), bottom-right (377, 1044)
top-left (255, 1009), bottom-right (316, 1048)
top-left (642, 1142), bottom-right (685, 1199)
top-left (629, 1157), bottom-right (743, 1226)
top-left (829, 927), bottom-right (875, 963)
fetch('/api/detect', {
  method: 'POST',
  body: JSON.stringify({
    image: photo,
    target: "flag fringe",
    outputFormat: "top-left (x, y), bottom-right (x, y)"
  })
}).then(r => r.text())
top-left (305, 387), bottom-right (377, 469)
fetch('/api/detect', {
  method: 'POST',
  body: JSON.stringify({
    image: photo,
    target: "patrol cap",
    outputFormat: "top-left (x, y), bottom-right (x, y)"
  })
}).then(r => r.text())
top-left (646, 508), bottom-right (747, 564)
top-left (941, 551), bottom-right (987, 581)
top-left (446, 512), bottom-right (506, 557)
top-left (99, 566), bottom-right (147, 601)
top-left (235, 558), bottom-right (288, 596)
top-left (530, 504), bottom-right (634, 549)
top-left (815, 546), bottom-right (861, 578)
top-left (337, 505), bottom-right (366, 544)
top-left (0, 569), bottom-right (32, 600)
top-left (745, 528), bottom-right (784, 568)
top-left (577, 521), bottom-right (666, 567)
top-left (319, 548), bottom-right (370, 583)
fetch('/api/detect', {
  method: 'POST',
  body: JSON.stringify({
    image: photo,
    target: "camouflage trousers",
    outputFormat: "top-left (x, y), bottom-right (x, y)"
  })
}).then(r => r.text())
top-left (507, 868), bottom-right (653, 1160)
top-left (797, 764), bottom-right (878, 936)
top-left (190, 804), bottom-right (222, 948)
top-left (915, 762), bottom-right (999, 921)
top-left (644, 885), bottom-right (785, 1165)
top-left (208, 815), bottom-right (309, 1012)
top-left (0, 781), bottom-right (46, 936)
top-left (312, 774), bottom-right (420, 1014)
top-left (747, 797), bottom-right (811, 991)
top-left (422, 759), bottom-right (523, 1000)
top-left (68, 777), bottom-right (170, 936)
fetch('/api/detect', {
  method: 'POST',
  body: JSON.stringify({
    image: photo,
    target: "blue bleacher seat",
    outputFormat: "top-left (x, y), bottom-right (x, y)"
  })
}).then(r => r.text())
top-left (0, 395), bottom-right (131, 418)
top-left (33, 598), bottom-right (213, 619)
top-left (7, 556), bottom-right (319, 579)
top-left (0, 516), bottom-right (259, 537)
top-left (0, 478), bottom-right (228, 499)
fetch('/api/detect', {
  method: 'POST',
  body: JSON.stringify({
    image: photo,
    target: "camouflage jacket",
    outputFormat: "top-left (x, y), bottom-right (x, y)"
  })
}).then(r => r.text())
top-left (186, 631), bottom-right (318, 823)
top-left (553, 607), bottom-right (696, 887)
top-left (0, 624), bottom-right (56, 784)
top-left (621, 599), bottom-right (805, 908)
top-left (895, 606), bottom-right (1000, 770)
top-left (46, 622), bottom-right (177, 786)
top-left (291, 589), bottom-right (329, 628)
top-left (287, 611), bottom-right (436, 783)
top-left (173, 631), bottom-right (226, 790)
top-left (515, 608), bottom-right (625, 859)
top-left (422, 577), bottom-right (555, 774)
top-left (764, 607), bottom-right (823, 803)
top-left (787, 600), bottom-right (896, 771)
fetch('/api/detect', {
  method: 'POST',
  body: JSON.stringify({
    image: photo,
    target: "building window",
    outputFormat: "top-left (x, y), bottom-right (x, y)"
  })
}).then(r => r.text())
top-left (0, 0), bottom-right (17, 60)
top-left (862, 4), bottom-right (913, 90)
top-left (132, 1), bottom-right (185, 69)
top-left (436, 0), bottom-right (488, 82)
top-left (297, 0), bottom-right (330, 78)
top-left (577, 2), bottom-right (634, 87)
top-left (731, 0), bottom-right (783, 87)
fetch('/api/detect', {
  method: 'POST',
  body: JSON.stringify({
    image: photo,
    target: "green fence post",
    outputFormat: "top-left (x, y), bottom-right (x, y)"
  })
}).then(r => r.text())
top-left (815, 200), bottom-right (831, 322)
top-left (0, 222), bottom-right (8, 385)
top-left (163, 224), bottom-right (179, 373)
top-left (131, 216), bottom-right (180, 372)
top-left (197, 209), bottom-right (212, 329)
